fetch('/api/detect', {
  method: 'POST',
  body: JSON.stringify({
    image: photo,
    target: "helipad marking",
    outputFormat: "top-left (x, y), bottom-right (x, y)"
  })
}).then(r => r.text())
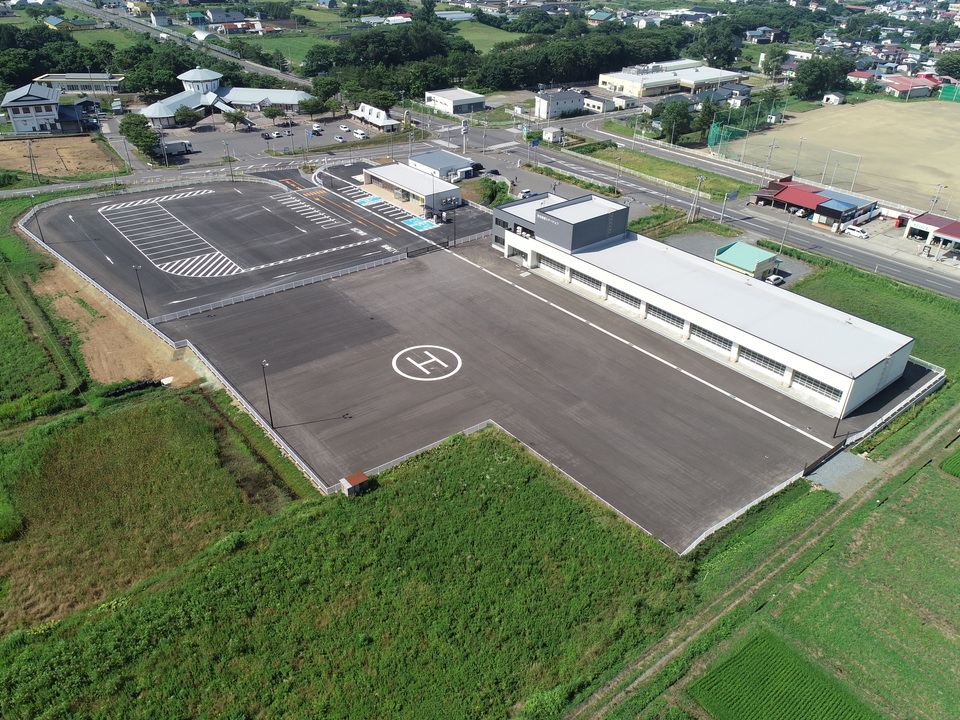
top-left (392, 346), bottom-right (462, 382)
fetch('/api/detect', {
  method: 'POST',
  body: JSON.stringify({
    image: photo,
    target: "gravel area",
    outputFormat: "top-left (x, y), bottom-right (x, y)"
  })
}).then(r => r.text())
top-left (805, 450), bottom-right (883, 498)
top-left (662, 231), bottom-right (816, 286)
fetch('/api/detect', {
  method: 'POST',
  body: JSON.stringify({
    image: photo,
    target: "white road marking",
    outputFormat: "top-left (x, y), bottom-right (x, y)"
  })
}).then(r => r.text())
top-left (262, 205), bottom-right (273, 212)
top-left (274, 272), bottom-right (296, 279)
top-left (69, 215), bottom-right (74, 222)
top-left (168, 296), bottom-right (198, 304)
top-left (294, 226), bottom-right (308, 233)
top-left (104, 255), bottom-right (113, 264)
top-left (234, 188), bottom-right (242, 194)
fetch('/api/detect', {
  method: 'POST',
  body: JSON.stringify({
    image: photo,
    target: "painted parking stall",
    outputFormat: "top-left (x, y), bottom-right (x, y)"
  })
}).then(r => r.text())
top-left (98, 190), bottom-right (244, 278)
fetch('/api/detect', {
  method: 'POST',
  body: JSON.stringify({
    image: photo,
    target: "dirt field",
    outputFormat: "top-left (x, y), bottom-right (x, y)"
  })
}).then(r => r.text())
top-left (0, 135), bottom-right (118, 177)
top-left (733, 100), bottom-right (960, 212)
top-left (32, 261), bottom-right (201, 387)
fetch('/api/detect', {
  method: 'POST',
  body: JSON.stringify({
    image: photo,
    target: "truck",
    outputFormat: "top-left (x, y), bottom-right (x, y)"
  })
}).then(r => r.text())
top-left (152, 140), bottom-right (193, 157)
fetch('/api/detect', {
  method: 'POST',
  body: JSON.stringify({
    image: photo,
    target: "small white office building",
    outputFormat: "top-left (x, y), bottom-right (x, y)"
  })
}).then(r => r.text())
top-left (363, 163), bottom-right (461, 213)
top-left (492, 194), bottom-right (914, 417)
top-left (408, 149), bottom-right (475, 182)
top-left (424, 87), bottom-right (486, 115)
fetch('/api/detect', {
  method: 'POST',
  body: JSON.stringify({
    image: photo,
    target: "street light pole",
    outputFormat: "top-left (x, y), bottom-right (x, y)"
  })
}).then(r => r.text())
top-left (687, 175), bottom-right (706, 222)
top-left (930, 183), bottom-right (948, 212)
top-left (223, 140), bottom-right (233, 180)
top-left (792, 136), bottom-right (805, 176)
top-left (261, 360), bottom-right (274, 429)
top-left (614, 156), bottom-right (622, 194)
top-left (779, 211), bottom-right (794, 255)
top-left (132, 265), bottom-right (149, 322)
top-left (759, 142), bottom-right (779, 188)
top-left (30, 195), bottom-right (45, 244)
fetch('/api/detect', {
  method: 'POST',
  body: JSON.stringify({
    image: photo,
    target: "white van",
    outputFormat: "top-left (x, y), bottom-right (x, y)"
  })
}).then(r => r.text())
top-left (353, 128), bottom-right (368, 139)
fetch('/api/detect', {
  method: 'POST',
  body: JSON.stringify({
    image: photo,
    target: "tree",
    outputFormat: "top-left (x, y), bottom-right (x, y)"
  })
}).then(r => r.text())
top-left (412, 0), bottom-right (437, 24)
top-left (936, 51), bottom-right (960, 77)
top-left (693, 99), bottom-right (717, 140)
top-left (118, 113), bottom-right (158, 155)
top-left (790, 54), bottom-right (854, 99)
top-left (299, 97), bottom-right (324, 118)
top-left (311, 76), bottom-right (340, 102)
top-left (686, 20), bottom-right (739, 68)
top-left (174, 105), bottom-right (203, 127)
top-left (658, 100), bottom-right (691, 143)
top-left (270, 49), bottom-right (288, 73)
top-left (262, 106), bottom-right (286, 124)
top-left (23, 6), bottom-right (48, 23)
top-left (221, 109), bottom-right (248, 130)
top-left (761, 44), bottom-right (788, 82)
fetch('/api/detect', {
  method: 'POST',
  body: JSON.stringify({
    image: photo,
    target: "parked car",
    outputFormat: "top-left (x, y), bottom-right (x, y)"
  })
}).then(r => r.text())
top-left (271, 131), bottom-right (282, 139)
top-left (792, 208), bottom-right (810, 217)
top-left (334, 135), bottom-right (345, 143)
top-left (311, 130), bottom-right (322, 137)
top-left (339, 124), bottom-right (350, 131)
top-left (844, 227), bottom-right (869, 239)
top-left (485, 169), bottom-right (500, 176)
top-left (519, 189), bottom-right (537, 199)
top-left (284, 129), bottom-right (293, 136)
top-left (260, 132), bottom-right (270, 139)
top-left (765, 274), bottom-right (785, 286)
top-left (312, 122), bottom-right (323, 130)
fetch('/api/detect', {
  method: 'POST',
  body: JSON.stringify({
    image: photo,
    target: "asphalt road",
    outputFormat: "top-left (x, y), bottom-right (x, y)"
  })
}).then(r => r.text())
top-left (162, 244), bottom-right (835, 552)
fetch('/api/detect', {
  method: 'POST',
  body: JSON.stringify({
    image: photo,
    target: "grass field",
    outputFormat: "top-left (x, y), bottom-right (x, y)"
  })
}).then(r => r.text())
top-left (0, 428), bottom-right (697, 718)
top-left (579, 145), bottom-right (757, 201)
top-left (628, 205), bottom-right (740, 241)
top-left (71, 27), bottom-right (142, 51)
top-left (222, 32), bottom-right (329, 65)
top-left (756, 461), bottom-right (960, 719)
top-left (0, 392), bottom-right (300, 634)
top-left (689, 629), bottom-right (886, 720)
top-left (0, 288), bottom-right (60, 405)
top-left (454, 21), bottom-right (527, 53)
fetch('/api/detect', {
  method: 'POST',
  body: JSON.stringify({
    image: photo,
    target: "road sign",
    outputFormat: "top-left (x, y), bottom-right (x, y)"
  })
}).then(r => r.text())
top-left (531, 139), bottom-right (539, 146)
top-left (522, 124), bottom-right (528, 139)
top-left (726, 190), bottom-right (739, 201)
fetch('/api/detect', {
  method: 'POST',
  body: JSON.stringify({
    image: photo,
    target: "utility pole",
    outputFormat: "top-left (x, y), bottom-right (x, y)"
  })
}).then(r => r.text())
top-left (687, 176), bottom-right (706, 222)
top-left (759, 142), bottom-right (778, 188)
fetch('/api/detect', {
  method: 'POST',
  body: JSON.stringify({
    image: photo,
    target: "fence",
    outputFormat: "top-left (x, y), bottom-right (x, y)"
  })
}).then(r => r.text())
top-left (151, 255), bottom-right (404, 324)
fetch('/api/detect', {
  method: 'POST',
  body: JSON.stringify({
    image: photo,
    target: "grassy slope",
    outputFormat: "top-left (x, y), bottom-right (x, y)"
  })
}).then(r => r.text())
top-left (0, 392), bottom-right (297, 634)
top-left (0, 429), bottom-right (696, 719)
top-left (71, 27), bottom-right (142, 51)
top-left (0, 288), bottom-right (60, 404)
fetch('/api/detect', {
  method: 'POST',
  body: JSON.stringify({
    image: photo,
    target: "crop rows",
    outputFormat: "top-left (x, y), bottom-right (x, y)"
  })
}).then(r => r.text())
top-left (941, 449), bottom-right (960, 479)
top-left (688, 629), bottom-right (885, 720)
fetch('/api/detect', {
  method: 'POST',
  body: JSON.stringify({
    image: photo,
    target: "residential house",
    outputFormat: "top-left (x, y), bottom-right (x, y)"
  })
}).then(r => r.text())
top-left (206, 8), bottom-right (243, 23)
top-left (534, 89), bottom-right (584, 119)
top-left (0, 82), bottom-right (97, 134)
top-left (879, 75), bottom-right (938, 97)
top-left (0, 6), bottom-right (17, 17)
top-left (150, 10), bottom-right (170, 26)
top-left (586, 11), bottom-right (615, 25)
top-left (847, 70), bottom-right (878, 85)
top-left (184, 11), bottom-right (205, 24)
top-left (743, 26), bottom-right (787, 44)
top-left (43, 15), bottom-right (97, 30)
top-left (315, 0), bottom-right (337, 6)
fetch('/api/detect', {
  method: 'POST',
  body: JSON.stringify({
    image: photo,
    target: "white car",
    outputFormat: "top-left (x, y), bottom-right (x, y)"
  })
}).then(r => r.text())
top-left (271, 131), bottom-right (282, 139)
top-left (334, 135), bottom-right (345, 143)
top-left (765, 274), bottom-right (785, 286)
top-left (339, 124), bottom-right (350, 131)
top-left (312, 122), bottom-right (323, 130)
top-left (844, 227), bottom-right (869, 239)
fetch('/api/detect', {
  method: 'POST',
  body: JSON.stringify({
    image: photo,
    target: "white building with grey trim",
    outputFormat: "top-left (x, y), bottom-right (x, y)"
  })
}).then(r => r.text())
top-left (492, 194), bottom-right (914, 418)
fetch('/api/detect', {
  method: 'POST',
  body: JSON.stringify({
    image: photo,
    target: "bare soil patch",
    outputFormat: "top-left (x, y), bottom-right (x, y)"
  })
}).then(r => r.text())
top-left (32, 261), bottom-right (201, 387)
top-left (0, 135), bottom-right (116, 176)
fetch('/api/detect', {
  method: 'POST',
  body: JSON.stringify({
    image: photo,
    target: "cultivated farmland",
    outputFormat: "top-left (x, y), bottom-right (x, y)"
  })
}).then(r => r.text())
top-left (689, 629), bottom-right (885, 720)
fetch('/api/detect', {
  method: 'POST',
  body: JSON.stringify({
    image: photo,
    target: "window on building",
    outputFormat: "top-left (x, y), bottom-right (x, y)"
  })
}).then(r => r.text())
top-left (10, 107), bottom-right (19, 115)
top-left (646, 304), bottom-right (684, 329)
top-left (538, 255), bottom-right (567, 275)
top-left (793, 372), bottom-right (843, 402)
top-left (43, 105), bottom-right (52, 113)
top-left (570, 269), bottom-right (601, 290)
top-left (690, 324), bottom-right (733, 351)
top-left (495, 218), bottom-right (508, 229)
top-left (493, 235), bottom-right (504, 246)
top-left (739, 347), bottom-right (787, 376)
top-left (607, 286), bottom-right (643, 311)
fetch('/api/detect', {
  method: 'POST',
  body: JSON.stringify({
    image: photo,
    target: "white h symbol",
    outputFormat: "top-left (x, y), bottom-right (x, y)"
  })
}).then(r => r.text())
top-left (406, 350), bottom-right (449, 375)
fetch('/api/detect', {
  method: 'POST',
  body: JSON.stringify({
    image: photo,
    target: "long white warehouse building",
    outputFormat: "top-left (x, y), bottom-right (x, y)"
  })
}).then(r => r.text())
top-left (492, 194), bottom-right (914, 418)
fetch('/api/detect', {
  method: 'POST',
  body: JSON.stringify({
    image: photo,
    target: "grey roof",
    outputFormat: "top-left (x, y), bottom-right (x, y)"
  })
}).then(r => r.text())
top-left (426, 87), bottom-right (485, 102)
top-left (2, 82), bottom-right (59, 107)
top-left (177, 67), bottom-right (223, 82)
top-left (544, 195), bottom-right (623, 224)
top-left (364, 163), bottom-right (458, 195)
top-left (219, 87), bottom-right (312, 105)
top-left (573, 235), bottom-right (912, 378)
top-left (409, 149), bottom-right (473, 170)
top-left (500, 193), bottom-right (566, 224)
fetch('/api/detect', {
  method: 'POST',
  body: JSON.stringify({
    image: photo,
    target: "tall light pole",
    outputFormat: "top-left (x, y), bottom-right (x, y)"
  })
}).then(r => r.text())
top-left (223, 140), bottom-right (233, 180)
top-left (261, 360), bottom-right (274, 429)
top-left (614, 156), bottom-right (623, 194)
top-left (759, 142), bottom-right (779, 188)
top-left (930, 184), bottom-right (948, 212)
top-left (132, 265), bottom-right (149, 322)
top-left (792, 136), bottom-right (805, 176)
top-left (408, 130), bottom-right (414, 158)
top-left (30, 194), bottom-right (45, 244)
top-left (779, 210), bottom-right (794, 255)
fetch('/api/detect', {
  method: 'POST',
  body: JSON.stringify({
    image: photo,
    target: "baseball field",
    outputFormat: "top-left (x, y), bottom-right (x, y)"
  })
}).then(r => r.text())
top-left (730, 99), bottom-right (960, 213)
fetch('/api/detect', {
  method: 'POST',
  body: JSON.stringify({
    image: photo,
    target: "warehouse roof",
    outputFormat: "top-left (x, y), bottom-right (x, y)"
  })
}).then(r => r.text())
top-left (426, 87), bottom-right (485, 102)
top-left (364, 163), bottom-right (457, 194)
top-left (575, 234), bottom-right (912, 378)
top-left (545, 195), bottom-right (622, 224)
top-left (714, 242), bottom-right (776, 272)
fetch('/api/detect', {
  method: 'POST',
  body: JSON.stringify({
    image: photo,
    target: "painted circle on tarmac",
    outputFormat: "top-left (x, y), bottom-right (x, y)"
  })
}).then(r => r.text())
top-left (392, 345), bottom-right (462, 382)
